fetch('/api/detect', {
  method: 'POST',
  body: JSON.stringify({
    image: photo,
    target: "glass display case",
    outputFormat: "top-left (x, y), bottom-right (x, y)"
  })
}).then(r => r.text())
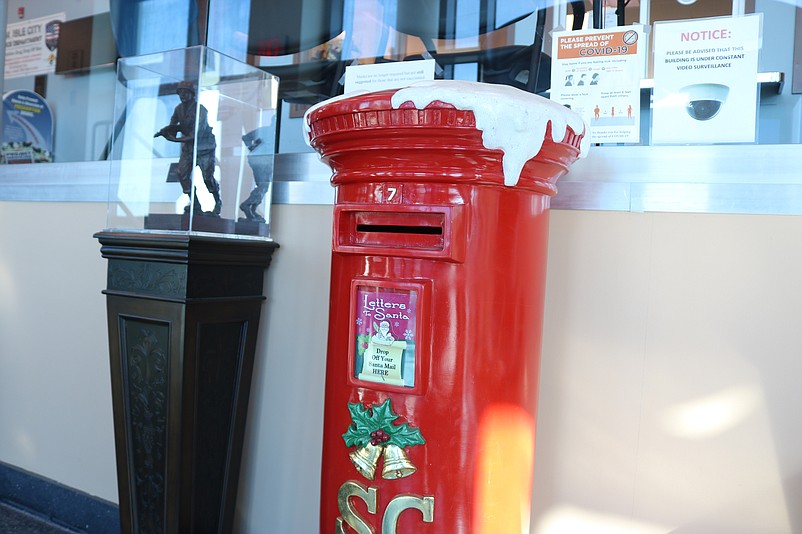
top-left (107, 45), bottom-right (279, 239)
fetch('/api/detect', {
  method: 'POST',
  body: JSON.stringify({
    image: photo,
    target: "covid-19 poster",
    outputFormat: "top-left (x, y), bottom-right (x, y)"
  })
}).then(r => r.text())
top-left (551, 25), bottom-right (646, 144)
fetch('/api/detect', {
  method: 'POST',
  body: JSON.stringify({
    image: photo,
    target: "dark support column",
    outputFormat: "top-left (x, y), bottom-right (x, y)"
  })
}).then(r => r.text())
top-left (95, 231), bottom-right (278, 534)
top-left (593, 0), bottom-right (603, 28)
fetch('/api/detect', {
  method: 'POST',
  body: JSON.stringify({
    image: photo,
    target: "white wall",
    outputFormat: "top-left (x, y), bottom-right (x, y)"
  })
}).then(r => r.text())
top-left (534, 210), bottom-right (802, 534)
top-left (2, 201), bottom-right (802, 533)
top-left (0, 201), bottom-right (116, 500)
top-left (234, 204), bottom-right (331, 533)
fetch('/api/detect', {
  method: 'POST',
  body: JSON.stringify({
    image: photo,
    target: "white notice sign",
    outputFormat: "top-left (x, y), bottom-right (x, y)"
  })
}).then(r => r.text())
top-left (344, 60), bottom-right (435, 94)
top-left (652, 15), bottom-right (762, 144)
top-left (4, 13), bottom-right (64, 80)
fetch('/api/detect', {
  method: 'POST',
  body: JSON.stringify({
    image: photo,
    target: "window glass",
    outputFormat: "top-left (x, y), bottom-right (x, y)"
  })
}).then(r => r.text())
top-left (2, 0), bottom-right (800, 164)
top-left (204, 0), bottom-right (798, 151)
top-left (3, 2), bottom-right (117, 162)
top-left (2, 0), bottom-right (202, 163)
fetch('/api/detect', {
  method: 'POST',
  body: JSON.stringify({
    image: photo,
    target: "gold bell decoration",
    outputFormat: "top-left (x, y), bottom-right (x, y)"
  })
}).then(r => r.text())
top-left (381, 444), bottom-right (417, 479)
top-left (349, 442), bottom-right (382, 480)
top-left (342, 398), bottom-right (426, 481)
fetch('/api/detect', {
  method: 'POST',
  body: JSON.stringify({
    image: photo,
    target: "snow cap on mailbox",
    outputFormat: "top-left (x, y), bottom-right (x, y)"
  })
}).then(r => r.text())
top-left (305, 80), bottom-right (588, 193)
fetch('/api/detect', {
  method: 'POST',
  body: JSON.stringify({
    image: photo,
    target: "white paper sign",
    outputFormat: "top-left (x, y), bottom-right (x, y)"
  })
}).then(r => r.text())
top-left (4, 13), bottom-right (65, 80)
top-left (652, 15), bottom-right (761, 144)
top-left (551, 25), bottom-right (646, 144)
top-left (344, 60), bottom-right (435, 94)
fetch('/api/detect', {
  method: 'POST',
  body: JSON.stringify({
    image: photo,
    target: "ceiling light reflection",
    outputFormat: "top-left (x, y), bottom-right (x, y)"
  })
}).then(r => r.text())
top-left (661, 385), bottom-right (761, 439)
top-left (535, 504), bottom-right (670, 534)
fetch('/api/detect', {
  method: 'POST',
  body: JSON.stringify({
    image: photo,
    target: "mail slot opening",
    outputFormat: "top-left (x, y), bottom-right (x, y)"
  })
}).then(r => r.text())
top-left (339, 210), bottom-right (448, 252)
top-left (356, 224), bottom-right (443, 235)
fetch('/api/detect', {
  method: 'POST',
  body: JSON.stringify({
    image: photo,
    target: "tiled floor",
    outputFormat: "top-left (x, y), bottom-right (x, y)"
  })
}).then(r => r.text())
top-left (0, 502), bottom-right (80, 534)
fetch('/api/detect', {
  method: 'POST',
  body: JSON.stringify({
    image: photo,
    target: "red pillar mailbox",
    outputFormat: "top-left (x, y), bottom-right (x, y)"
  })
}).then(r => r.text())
top-left (306, 81), bottom-right (587, 534)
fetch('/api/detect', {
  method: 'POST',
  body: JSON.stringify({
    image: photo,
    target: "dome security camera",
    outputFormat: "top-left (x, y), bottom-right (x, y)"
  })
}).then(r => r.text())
top-left (680, 83), bottom-right (730, 121)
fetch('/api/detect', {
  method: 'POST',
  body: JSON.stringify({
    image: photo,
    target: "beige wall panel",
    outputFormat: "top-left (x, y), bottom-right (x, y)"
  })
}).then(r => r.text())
top-left (3, 202), bottom-right (802, 534)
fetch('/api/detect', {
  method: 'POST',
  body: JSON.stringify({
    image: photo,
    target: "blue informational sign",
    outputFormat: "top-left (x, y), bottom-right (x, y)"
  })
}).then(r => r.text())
top-left (2, 89), bottom-right (55, 163)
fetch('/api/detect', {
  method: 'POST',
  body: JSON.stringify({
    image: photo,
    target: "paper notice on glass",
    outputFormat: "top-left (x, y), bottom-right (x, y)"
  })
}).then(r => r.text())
top-left (551, 25), bottom-right (646, 144)
top-left (344, 60), bottom-right (435, 94)
top-left (4, 13), bottom-right (64, 80)
top-left (2, 90), bottom-right (54, 163)
top-left (652, 14), bottom-right (761, 144)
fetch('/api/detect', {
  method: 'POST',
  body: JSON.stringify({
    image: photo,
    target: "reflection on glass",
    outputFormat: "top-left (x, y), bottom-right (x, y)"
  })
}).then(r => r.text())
top-left (2, 0), bottom-right (800, 168)
top-left (109, 0), bottom-right (200, 57)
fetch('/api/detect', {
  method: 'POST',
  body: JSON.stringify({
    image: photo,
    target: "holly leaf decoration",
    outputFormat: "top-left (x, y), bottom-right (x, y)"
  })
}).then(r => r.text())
top-left (386, 422), bottom-right (426, 448)
top-left (348, 402), bottom-right (374, 432)
top-left (342, 398), bottom-right (425, 450)
top-left (371, 398), bottom-right (398, 428)
top-left (342, 426), bottom-right (367, 448)
top-left (342, 402), bottom-right (372, 447)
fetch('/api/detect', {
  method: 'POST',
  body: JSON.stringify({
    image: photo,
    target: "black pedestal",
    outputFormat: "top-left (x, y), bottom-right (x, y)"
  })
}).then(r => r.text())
top-left (95, 231), bottom-right (278, 534)
top-left (143, 213), bottom-right (237, 234)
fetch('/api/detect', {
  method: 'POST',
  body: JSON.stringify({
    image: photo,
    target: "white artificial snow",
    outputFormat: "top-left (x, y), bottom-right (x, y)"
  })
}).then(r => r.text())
top-left (304, 81), bottom-right (588, 186)
top-left (391, 80), bottom-right (588, 186)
